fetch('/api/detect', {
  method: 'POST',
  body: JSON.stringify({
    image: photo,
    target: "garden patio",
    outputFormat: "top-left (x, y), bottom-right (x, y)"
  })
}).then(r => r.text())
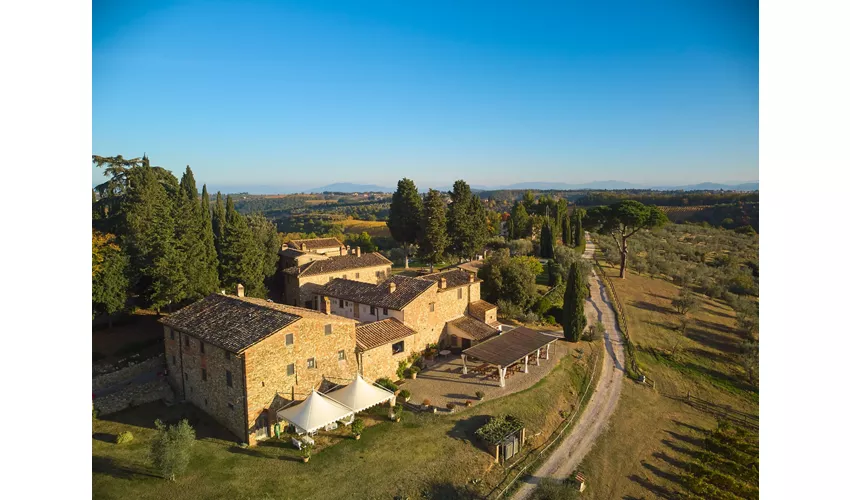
top-left (399, 328), bottom-right (567, 410)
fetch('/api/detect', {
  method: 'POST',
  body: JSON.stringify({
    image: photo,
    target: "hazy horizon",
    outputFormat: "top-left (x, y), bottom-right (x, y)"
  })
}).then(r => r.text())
top-left (93, 1), bottom-right (758, 190)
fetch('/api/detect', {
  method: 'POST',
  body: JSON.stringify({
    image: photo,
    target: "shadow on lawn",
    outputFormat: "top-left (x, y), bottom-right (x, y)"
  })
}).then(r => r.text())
top-left (92, 456), bottom-right (158, 480)
top-left (685, 328), bottom-right (738, 353)
top-left (101, 401), bottom-right (239, 442)
top-left (92, 432), bottom-right (115, 443)
top-left (447, 415), bottom-right (491, 452)
top-left (626, 474), bottom-right (680, 500)
top-left (418, 481), bottom-right (481, 500)
top-left (631, 300), bottom-right (674, 314)
top-left (686, 347), bottom-right (735, 365)
top-left (641, 460), bottom-right (684, 486)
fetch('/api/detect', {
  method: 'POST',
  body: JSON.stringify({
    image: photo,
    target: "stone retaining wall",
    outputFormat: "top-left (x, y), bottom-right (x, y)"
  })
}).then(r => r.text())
top-left (93, 379), bottom-right (174, 416)
top-left (93, 355), bottom-right (165, 391)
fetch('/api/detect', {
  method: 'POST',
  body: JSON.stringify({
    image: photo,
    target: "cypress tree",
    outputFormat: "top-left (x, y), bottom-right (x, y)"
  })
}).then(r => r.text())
top-left (219, 196), bottom-right (265, 297)
top-left (388, 178), bottom-right (424, 269)
top-left (574, 209), bottom-right (584, 249)
top-left (246, 213), bottom-right (281, 280)
top-left (446, 180), bottom-right (475, 262)
top-left (212, 192), bottom-right (226, 277)
top-left (468, 195), bottom-right (489, 259)
top-left (562, 262), bottom-right (587, 342)
top-left (200, 185), bottom-right (220, 292)
top-left (92, 231), bottom-right (129, 326)
top-left (418, 189), bottom-right (448, 273)
top-left (176, 167), bottom-right (218, 301)
top-left (510, 202), bottom-right (530, 239)
top-left (562, 209), bottom-right (572, 246)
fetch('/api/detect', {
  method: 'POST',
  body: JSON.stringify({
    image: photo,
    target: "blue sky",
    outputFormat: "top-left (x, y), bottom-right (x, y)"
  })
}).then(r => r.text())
top-left (93, 0), bottom-right (758, 192)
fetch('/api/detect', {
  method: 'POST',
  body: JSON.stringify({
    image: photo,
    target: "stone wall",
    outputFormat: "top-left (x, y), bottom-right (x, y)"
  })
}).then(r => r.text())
top-left (92, 354), bottom-right (165, 391)
top-left (243, 315), bottom-right (358, 445)
top-left (359, 332), bottom-right (417, 381)
top-left (93, 379), bottom-right (174, 416)
top-left (283, 263), bottom-right (392, 307)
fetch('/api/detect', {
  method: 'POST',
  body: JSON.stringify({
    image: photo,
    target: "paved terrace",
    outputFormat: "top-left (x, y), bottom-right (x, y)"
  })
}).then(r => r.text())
top-left (398, 335), bottom-right (568, 411)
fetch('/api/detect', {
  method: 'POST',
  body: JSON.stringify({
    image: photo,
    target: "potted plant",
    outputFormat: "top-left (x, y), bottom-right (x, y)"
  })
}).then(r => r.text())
top-left (300, 443), bottom-right (313, 463)
top-left (399, 389), bottom-right (411, 403)
top-left (409, 366), bottom-right (421, 380)
top-left (446, 402), bottom-right (456, 413)
top-left (465, 400), bottom-right (473, 407)
top-left (392, 403), bottom-right (404, 422)
top-left (421, 399), bottom-right (432, 411)
top-left (351, 418), bottom-right (365, 440)
top-left (475, 391), bottom-right (485, 401)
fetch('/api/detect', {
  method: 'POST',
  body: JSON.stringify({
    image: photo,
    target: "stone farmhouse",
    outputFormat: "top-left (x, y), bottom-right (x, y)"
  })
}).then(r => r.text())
top-left (313, 268), bottom-right (501, 381)
top-left (279, 238), bottom-right (392, 308)
top-left (161, 287), bottom-right (359, 445)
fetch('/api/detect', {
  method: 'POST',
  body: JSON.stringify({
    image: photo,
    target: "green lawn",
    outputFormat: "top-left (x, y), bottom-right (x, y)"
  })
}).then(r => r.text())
top-left (93, 339), bottom-right (596, 500)
top-left (574, 258), bottom-right (758, 499)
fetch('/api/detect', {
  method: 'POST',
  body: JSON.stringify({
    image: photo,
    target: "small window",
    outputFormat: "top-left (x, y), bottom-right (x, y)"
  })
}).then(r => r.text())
top-left (383, 308), bottom-right (389, 315)
top-left (355, 272), bottom-right (360, 279)
top-left (185, 336), bottom-right (190, 348)
top-left (287, 363), bottom-right (295, 376)
top-left (429, 303), bottom-right (435, 312)
top-left (170, 329), bottom-right (175, 340)
top-left (307, 358), bottom-right (317, 369)
top-left (325, 324), bottom-right (332, 335)
top-left (376, 271), bottom-right (381, 278)
top-left (370, 306), bottom-right (376, 315)
top-left (202, 368), bottom-right (207, 381)
top-left (392, 341), bottom-right (404, 355)
top-left (338, 350), bottom-right (346, 361)
top-left (172, 355), bottom-right (176, 365)
top-left (204, 398), bottom-right (208, 406)
top-left (184, 373), bottom-right (189, 381)
top-left (228, 403), bottom-right (234, 411)
top-left (225, 351), bottom-right (231, 360)
top-left (339, 299), bottom-right (344, 307)
top-left (226, 370), bottom-right (233, 387)
top-left (285, 333), bottom-right (294, 345)
top-left (200, 341), bottom-right (205, 354)
top-left (458, 288), bottom-right (463, 299)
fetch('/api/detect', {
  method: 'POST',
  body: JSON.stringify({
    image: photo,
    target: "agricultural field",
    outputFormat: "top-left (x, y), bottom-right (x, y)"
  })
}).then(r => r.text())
top-left (340, 219), bottom-right (391, 238)
top-left (93, 339), bottom-right (599, 500)
top-left (573, 255), bottom-right (758, 500)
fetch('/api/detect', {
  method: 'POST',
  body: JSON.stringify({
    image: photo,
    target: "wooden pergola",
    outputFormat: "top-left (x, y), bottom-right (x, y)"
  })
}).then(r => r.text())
top-left (460, 327), bottom-right (558, 387)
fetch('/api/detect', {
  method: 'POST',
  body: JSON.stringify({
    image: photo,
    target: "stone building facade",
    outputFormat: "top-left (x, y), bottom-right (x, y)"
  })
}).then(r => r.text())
top-left (162, 291), bottom-right (358, 445)
top-left (355, 319), bottom-right (418, 381)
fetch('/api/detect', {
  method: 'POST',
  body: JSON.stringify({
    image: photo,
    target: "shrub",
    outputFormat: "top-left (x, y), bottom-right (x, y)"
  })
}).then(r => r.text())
top-left (376, 378), bottom-right (398, 392)
top-left (396, 360), bottom-right (409, 380)
top-left (422, 399), bottom-right (432, 407)
top-left (351, 418), bottom-right (365, 436)
top-left (518, 311), bottom-right (539, 324)
top-left (446, 402), bottom-right (455, 410)
top-left (300, 442), bottom-right (313, 459)
top-left (543, 315), bottom-right (557, 325)
top-left (149, 419), bottom-right (196, 481)
top-left (475, 415), bottom-right (524, 445)
top-left (496, 299), bottom-right (522, 320)
top-left (398, 389), bottom-right (411, 400)
top-left (465, 400), bottom-right (473, 407)
top-left (475, 391), bottom-right (485, 400)
top-left (116, 431), bottom-right (134, 444)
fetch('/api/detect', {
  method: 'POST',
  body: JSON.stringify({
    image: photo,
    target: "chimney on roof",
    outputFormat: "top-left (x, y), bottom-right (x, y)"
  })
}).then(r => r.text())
top-left (356, 246), bottom-right (361, 257)
top-left (346, 245), bottom-right (351, 255)
top-left (321, 296), bottom-right (331, 315)
top-left (236, 284), bottom-right (245, 297)
top-left (468, 272), bottom-right (475, 283)
top-left (388, 282), bottom-right (397, 293)
top-left (439, 277), bottom-right (447, 289)
top-left (340, 244), bottom-right (345, 254)
top-left (301, 243), bottom-right (307, 251)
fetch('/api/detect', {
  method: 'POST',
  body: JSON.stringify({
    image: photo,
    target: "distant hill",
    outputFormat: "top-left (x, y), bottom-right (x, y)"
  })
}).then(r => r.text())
top-left (308, 183), bottom-right (393, 193)
top-left (489, 181), bottom-right (758, 192)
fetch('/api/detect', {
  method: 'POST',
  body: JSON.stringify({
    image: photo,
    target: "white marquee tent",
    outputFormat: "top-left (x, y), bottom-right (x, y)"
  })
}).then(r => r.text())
top-left (325, 374), bottom-right (395, 413)
top-left (277, 390), bottom-right (354, 435)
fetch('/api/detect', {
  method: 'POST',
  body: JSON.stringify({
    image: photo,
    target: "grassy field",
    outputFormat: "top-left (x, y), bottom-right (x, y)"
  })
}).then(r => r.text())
top-left (339, 219), bottom-right (391, 237)
top-left (93, 338), bottom-right (597, 500)
top-left (574, 258), bottom-right (758, 499)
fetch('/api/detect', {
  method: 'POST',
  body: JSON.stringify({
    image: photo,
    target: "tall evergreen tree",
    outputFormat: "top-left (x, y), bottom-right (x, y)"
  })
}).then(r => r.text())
top-left (521, 190), bottom-right (535, 210)
top-left (418, 189), bottom-right (448, 273)
top-left (387, 178), bottom-right (423, 268)
top-left (200, 185), bottom-right (220, 292)
top-left (562, 262), bottom-right (587, 342)
top-left (468, 195), bottom-right (489, 259)
top-left (123, 165), bottom-right (185, 311)
top-left (510, 202), bottom-right (530, 239)
top-left (219, 196), bottom-right (266, 297)
top-left (175, 167), bottom-right (218, 301)
top-left (574, 208), bottom-right (585, 249)
top-left (562, 208), bottom-right (572, 246)
top-left (447, 180), bottom-right (485, 262)
top-left (556, 199), bottom-right (569, 245)
top-left (212, 191), bottom-right (227, 277)
top-left (246, 213), bottom-right (281, 280)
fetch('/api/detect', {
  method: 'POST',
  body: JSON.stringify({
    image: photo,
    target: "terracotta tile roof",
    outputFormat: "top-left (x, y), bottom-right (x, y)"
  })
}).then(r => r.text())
top-left (462, 327), bottom-right (558, 367)
top-left (420, 268), bottom-right (481, 290)
top-left (287, 237), bottom-right (342, 250)
top-left (321, 275), bottom-right (435, 310)
top-left (160, 294), bottom-right (301, 353)
top-left (449, 315), bottom-right (500, 341)
top-left (235, 296), bottom-right (357, 324)
top-left (468, 299), bottom-right (497, 318)
top-left (278, 247), bottom-right (306, 258)
top-left (292, 252), bottom-right (392, 277)
top-left (355, 318), bottom-right (417, 350)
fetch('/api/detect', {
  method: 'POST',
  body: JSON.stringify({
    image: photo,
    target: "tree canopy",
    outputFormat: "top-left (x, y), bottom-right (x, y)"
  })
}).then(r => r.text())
top-left (387, 178), bottom-right (423, 268)
top-left (418, 189), bottom-right (448, 272)
top-left (586, 200), bottom-right (667, 278)
top-left (562, 262), bottom-right (587, 342)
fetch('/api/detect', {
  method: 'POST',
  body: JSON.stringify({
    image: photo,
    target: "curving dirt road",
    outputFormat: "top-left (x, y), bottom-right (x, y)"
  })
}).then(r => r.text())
top-left (512, 236), bottom-right (626, 499)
